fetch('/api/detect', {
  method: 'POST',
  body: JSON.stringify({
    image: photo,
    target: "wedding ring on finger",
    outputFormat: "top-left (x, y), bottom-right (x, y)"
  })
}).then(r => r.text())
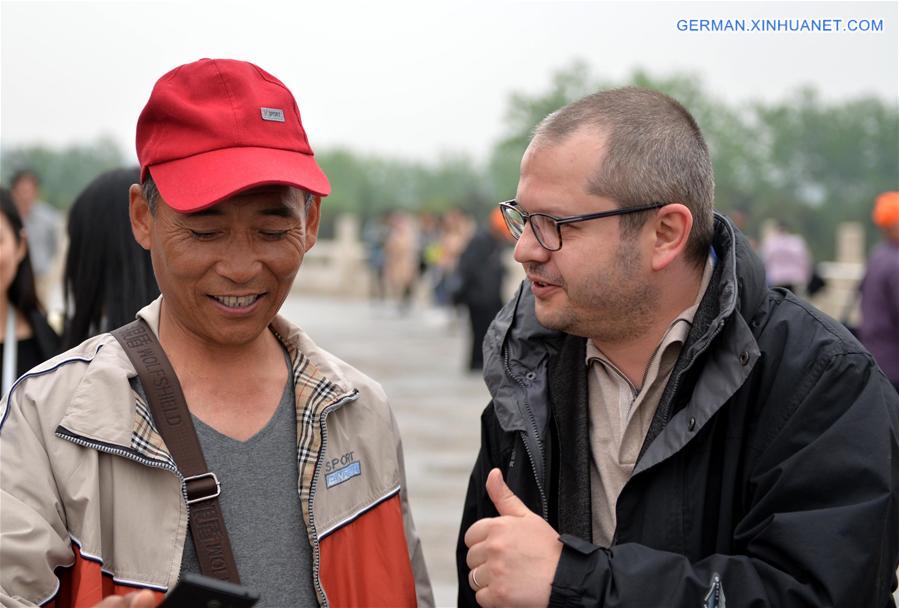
top-left (470, 567), bottom-right (484, 591)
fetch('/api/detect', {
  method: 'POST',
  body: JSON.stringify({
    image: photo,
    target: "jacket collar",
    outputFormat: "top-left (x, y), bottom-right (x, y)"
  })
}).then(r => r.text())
top-left (58, 297), bottom-right (357, 461)
top-left (633, 216), bottom-right (765, 473)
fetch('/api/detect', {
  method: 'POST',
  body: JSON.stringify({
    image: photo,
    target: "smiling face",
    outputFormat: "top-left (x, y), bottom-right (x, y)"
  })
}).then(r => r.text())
top-left (130, 185), bottom-right (320, 350)
top-left (513, 130), bottom-right (659, 344)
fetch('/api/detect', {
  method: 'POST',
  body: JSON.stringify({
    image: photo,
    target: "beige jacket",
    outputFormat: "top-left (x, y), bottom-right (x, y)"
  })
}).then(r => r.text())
top-left (0, 298), bottom-right (433, 607)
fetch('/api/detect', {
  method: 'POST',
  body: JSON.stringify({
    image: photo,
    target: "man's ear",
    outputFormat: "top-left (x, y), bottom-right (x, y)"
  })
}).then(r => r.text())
top-left (129, 184), bottom-right (153, 250)
top-left (303, 196), bottom-right (322, 251)
top-left (650, 203), bottom-right (693, 271)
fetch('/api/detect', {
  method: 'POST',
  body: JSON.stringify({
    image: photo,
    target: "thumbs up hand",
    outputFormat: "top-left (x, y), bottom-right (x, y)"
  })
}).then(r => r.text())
top-left (463, 468), bottom-right (563, 607)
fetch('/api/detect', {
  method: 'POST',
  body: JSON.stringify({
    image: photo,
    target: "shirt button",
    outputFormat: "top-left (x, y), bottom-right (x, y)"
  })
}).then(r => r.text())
top-left (739, 351), bottom-right (750, 366)
top-left (688, 417), bottom-right (696, 431)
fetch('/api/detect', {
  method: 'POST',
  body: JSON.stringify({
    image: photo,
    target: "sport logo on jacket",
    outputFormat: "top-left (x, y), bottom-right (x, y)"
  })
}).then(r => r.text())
top-left (324, 450), bottom-right (362, 488)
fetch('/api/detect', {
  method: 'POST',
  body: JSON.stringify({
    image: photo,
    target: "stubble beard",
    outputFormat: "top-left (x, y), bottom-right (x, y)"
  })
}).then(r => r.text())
top-left (535, 244), bottom-right (658, 344)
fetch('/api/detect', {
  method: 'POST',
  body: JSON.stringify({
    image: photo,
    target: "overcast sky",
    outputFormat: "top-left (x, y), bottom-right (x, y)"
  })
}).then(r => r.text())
top-left (1, 0), bottom-right (896, 164)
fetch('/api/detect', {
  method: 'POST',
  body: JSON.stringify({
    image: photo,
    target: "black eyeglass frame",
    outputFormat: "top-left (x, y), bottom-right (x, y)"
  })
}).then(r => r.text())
top-left (498, 200), bottom-right (667, 251)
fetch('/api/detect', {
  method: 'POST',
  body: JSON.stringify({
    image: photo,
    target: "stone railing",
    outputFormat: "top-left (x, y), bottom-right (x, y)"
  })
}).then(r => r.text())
top-left (296, 215), bottom-right (871, 324)
top-left (790, 222), bottom-right (865, 322)
top-left (294, 215), bottom-right (370, 297)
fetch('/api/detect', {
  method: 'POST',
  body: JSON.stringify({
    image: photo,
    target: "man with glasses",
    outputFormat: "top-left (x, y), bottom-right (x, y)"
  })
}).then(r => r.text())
top-left (457, 87), bottom-right (899, 607)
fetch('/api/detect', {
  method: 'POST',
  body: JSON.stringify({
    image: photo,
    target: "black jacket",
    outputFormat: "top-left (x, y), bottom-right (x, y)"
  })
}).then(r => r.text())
top-left (452, 228), bottom-right (506, 310)
top-left (457, 215), bottom-right (899, 607)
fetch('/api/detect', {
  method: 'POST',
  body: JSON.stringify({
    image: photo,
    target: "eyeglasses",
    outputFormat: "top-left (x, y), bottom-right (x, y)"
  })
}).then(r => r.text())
top-left (498, 200), bottom-right (666, 251)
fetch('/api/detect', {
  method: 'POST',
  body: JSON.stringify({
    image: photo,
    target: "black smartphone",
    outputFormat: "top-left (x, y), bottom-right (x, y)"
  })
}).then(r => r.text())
top-left (158, 572), bottom-right (260, 608)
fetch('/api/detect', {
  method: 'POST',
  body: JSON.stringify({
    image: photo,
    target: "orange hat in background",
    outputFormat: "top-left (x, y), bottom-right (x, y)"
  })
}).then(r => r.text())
top-left (873, 191), bottom-right (899, 228)
top-left (490, 207), bottom-right (514, 241)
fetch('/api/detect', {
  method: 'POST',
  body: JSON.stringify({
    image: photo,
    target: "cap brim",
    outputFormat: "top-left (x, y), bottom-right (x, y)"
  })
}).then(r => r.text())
top-left (148, 146), bottom-right (331, 213)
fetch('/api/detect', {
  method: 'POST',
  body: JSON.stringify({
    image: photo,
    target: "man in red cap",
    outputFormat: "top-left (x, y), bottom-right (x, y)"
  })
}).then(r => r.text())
top-left (0, 59), bottom-right (433, 608)
top-left (860, 191), bottom-right (899, 393)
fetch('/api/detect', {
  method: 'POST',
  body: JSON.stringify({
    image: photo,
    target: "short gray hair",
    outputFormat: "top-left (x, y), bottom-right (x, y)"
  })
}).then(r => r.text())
top-left (141, 174), bottom-right (161, 215)
top-left (141, 172), bottom-right (314, 216)
top-left (533, 87), bottom-right (714, 266)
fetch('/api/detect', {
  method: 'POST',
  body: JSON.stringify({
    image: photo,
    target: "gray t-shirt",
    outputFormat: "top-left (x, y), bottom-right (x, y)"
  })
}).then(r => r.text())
top-left (179, 351), bottom-right (317, 607)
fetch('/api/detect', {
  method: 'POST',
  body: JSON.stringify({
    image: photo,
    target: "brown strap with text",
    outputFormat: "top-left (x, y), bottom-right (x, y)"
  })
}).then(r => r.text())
top-left (111, 319), bottom-right (241, 584)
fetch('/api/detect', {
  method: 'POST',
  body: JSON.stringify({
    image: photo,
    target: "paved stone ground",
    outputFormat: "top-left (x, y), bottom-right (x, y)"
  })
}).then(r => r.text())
top-left (280, 294), bottom-right (486, 607)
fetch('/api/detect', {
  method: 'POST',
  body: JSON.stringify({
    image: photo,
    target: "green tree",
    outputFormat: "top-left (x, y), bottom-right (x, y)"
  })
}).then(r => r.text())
top-left (485, 61), bottom-right (899, 260)
top-left (315, 148), bottom-right (488, 236)
top-left (0, 136), bottom-right (125, 209)
top-left (751, 89), bottom-right (899, 257)
top-left (486, 60), bottom-right (605, 201)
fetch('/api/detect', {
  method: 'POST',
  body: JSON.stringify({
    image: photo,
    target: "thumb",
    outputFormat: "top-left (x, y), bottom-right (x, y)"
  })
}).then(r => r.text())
top-left (486, 468), bottom-right (530, 517)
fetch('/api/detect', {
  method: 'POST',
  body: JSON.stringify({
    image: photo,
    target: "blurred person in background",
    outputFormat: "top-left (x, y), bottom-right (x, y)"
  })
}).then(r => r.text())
top-left (62, 167), bottom-right (160, 349)
top-left (451, 208), bottom-right (512, 371)
top-left (759, 220), bottom-right (810, 293)
top-left (362, 212), bottom-right (390, 302)
top-left (417, 211), bottom-right (446, 306)
top-left (860, 191), bottom-right (899, 393)
top-left (726, 209), bottom-right (756, 249)
top-left (9, 169), bottom-right (63, 303)
top-left (0, 188), bottom-right (60, 397)
top-left (384, 211), bottom-right (419, 312)
top-left (433, 210), bottom-right (474, 308)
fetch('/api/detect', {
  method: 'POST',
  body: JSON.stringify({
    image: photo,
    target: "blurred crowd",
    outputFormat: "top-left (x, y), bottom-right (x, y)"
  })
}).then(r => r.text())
top-left (1, 168), bottom-right (160, 397)
top-left (362, 207), bottom-right (514, 370)
top-left (1, 164), bottom-right (896, 395)
top-left (730, 200), bottom-right (899, 393)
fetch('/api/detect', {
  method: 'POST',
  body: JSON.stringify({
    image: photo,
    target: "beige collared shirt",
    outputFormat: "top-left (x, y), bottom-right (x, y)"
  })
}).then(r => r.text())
top-left (587, 257), bottom-right (713, 546)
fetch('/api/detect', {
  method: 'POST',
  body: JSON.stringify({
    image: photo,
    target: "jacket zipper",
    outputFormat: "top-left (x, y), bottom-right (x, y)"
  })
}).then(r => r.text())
top-left (703, 572), bottom-right (725, 608)
top-left (518, 432), bottom-right (548, 519)
top-left (660, 318), bottom-right (727, 427)
top-left (611, 320), bottom-right (732, 546)
top-left (503, 350), bottom-right (548, 519)
top-left (55, 427), bottom-right (192, 576)
top-left (307, 391), bottom-right (360, 608)
top-left (56, 427), bottom-right (181, 481)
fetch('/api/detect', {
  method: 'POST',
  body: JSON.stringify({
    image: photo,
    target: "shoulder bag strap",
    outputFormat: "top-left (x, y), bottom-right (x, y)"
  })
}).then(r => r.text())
top-left (111, 319), bottom-right (241, 584)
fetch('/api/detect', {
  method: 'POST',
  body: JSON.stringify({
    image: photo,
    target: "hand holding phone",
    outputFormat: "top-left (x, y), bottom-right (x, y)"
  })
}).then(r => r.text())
top-left (158, 572), bottom-right (259, 608)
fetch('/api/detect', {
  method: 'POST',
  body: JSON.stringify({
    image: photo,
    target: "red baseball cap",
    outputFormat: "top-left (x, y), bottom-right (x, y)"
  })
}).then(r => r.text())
top-left (136, 58), bottom-right (330, 212)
